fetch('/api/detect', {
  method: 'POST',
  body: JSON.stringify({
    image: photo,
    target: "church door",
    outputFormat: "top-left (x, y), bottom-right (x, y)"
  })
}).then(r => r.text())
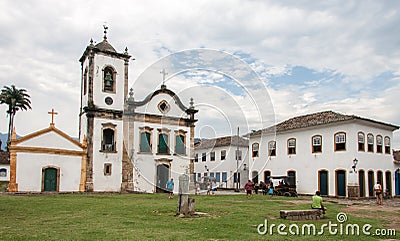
top-left (368, 171), bottom-right (374, 197)
top-left (358, 170), bottom-right (365, 197)
top-left (156, 164), bottom-right (169, 193)
top-left (336, 170), bottom-right (346, 197)
top-left (395, 170), bottom-right (400, 196)
top-left (44, 168), bottom-right (58, 192)
top-left (319, 170), bottom-right (328, 196)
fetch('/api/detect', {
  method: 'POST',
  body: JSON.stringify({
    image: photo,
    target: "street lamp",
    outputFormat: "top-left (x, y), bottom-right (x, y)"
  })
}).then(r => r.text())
top-left (234, 127), bottom-right (240, 192)
top-left (352, 158), bottom-right (358, 173)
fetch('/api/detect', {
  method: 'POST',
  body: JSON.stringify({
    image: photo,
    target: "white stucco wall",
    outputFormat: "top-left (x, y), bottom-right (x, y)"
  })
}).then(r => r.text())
top-left (91, 118), bottom-right (123, 192)
top-left (135, 93), bottom-right (190, 117)
top-left (16, 152), bottom-right (82, 192)
top-left (194, 144), bottom-right (249, 189)
top-left (249, 121), bottom-right (397, 197)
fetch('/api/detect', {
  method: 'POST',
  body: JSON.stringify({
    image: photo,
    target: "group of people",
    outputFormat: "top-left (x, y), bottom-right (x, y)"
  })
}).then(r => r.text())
top-left (244, 180), bottom-right (275, 198)
top-left (194, 181), bottom-right (217, 195)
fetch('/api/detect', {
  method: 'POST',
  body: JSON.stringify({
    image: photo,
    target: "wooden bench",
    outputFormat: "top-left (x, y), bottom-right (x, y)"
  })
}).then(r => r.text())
top-left (280, 209), bottom-right (322, 220)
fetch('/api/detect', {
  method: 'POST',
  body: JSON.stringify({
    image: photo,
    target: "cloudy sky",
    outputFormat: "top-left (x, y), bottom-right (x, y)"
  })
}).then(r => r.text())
top-left (0, 0), bottom-right (399, 148)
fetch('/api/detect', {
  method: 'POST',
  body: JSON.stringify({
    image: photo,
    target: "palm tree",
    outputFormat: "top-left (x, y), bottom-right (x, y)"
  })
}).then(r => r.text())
top-left (0, 85), bottom-right (32, 145)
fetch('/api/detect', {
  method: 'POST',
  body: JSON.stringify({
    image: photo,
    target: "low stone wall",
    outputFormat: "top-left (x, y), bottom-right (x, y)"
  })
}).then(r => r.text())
top-left (280, 209), bottom-right (322, 220)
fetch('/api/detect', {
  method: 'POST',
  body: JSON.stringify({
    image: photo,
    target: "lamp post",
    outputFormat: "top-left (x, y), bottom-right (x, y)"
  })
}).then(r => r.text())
top-left (352, 158), bottom-right (358, 173)
top-left (234, 127), bottom-right (240, 192)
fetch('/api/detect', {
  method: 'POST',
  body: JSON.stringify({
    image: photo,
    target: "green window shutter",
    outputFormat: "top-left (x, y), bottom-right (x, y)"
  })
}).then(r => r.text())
top-left (175, 135), bottom-right (185, 154)
top-left (158, 134), bottom-right (169, 154)
top-left (140, 132), bottom-right (151, 152)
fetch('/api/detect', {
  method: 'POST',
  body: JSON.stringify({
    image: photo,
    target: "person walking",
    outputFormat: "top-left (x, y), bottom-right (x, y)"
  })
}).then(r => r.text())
top-left (244, 180), bottom-right (253, 198)
top-left (374, 181), bottom-right (383, 205)
top-left (166, 178), bottom-right (174, 199)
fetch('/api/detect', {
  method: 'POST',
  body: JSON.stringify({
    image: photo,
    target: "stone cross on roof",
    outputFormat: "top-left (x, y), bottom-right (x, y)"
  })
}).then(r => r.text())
top-left (160, 68), bottom-right (168, 86)
top-left (48, 108), bottom-right (58, 126)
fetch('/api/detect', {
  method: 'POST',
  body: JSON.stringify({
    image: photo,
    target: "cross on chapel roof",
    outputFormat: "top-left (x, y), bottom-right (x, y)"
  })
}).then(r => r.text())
top-left (48, 108), bottom-right (58, 126)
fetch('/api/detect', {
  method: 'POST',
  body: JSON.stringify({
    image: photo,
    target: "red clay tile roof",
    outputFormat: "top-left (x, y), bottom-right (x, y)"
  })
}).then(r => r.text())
top-left (195, 136), bottom-right (249, 150)
top-left (0, 151), bottom-right (9, 165)
top-left (251, 110), bottom-right (399, 136)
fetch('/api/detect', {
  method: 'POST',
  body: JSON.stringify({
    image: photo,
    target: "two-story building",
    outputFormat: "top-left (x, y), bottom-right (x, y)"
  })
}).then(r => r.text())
top-left (194, 136), bottom-right (249, 189)
top-left (249, 111), bottom-right (399, 197)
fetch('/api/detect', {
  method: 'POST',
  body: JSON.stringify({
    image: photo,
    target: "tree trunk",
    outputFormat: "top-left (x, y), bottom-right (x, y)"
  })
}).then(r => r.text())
top-left (7, 111), bottom-right (15, 144)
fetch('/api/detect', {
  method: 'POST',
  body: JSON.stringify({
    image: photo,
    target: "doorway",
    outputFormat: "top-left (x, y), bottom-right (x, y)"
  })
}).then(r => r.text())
top-left (318, 170), bottom-right (328, 196)
top-left (336, 170), bottom-right (346, 197)
top-left (156, 164), bottom-right (170, 193)
top-left (43, 167), bottom-right (59, 192)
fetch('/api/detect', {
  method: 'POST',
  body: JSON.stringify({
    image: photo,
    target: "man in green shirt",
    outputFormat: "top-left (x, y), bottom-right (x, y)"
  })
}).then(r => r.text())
top-left (311, 191), bottom-right (326, 214)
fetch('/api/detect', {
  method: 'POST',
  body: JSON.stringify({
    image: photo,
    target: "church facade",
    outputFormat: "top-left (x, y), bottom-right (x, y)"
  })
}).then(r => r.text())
top-left (78, 30), bottom-right (197, 193)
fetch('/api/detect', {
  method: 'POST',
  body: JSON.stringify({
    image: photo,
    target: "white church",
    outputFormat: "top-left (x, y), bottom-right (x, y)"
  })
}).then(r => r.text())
top-left (8, 28), bottom-right (197, 193)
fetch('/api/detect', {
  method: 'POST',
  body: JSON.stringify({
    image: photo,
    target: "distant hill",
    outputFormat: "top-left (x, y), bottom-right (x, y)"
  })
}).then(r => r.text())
top-left (0, 133), bottom-right (8, 151)
top-left (0, 133), bottom-right (21, 151)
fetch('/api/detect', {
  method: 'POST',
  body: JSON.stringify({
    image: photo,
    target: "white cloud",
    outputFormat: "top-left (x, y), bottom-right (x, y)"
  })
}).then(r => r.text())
top-left (0, 0), bottom-right (399, 150)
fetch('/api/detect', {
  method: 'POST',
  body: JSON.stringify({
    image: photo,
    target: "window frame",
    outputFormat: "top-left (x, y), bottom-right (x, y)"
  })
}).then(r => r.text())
top-left (139, 126), bottom-right (153, 153)
top-left (104, 163), bottom-right (112, 176)
top-left (268, 141), bottom-right (276, 156)
top-left (287, 138), bottom-right (296, 155)
top-left (210, 151), bottom-right (216, 161)
top-left (358, 132), bottom-right (365, 152)
top-left (334, 132), bottom-right (346, 151)
top-left (376, 135), bottom-right (383, 154)
top-left (367, 133), bottom-right (374, 152)
top-left (221, 150), bottom-right (226, 161)
top-left (252, 142), bottom-right (259, 158)
top-left (312, 135), bottom-right (322, 153)
top-left (384, 136), bottom-right (391, 154)
top-left (101, 123), bottom-right (117, 152)
top-left (102, 66), bottom-right (116, 93)
top-left (174, 129), bottom-right (187, 155)
top-left (157, 128), bottom-right (170, 155)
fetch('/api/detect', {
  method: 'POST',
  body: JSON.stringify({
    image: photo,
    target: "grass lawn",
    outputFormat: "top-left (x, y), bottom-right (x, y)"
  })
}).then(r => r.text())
top-left (0, 193), bottom-right (398, 240)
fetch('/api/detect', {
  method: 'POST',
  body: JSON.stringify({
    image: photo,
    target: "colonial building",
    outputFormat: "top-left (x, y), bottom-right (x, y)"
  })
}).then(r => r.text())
top-left (7, 119), bottom-right (87, 192)
top-left (78, 28), bottom-right (197, 193)
top-left (194, 135), bottom-right (249, 189)
top-left (249, 111), bottom-right (399, 197)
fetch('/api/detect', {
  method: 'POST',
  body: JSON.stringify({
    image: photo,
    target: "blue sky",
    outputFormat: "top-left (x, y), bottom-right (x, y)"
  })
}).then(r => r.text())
top-left (0, 0), bottom-right (399, 148)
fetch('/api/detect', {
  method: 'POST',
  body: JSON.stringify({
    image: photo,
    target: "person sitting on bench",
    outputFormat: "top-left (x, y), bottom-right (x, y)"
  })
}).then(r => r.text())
top-left (311, 191), bottom-right (326, 214)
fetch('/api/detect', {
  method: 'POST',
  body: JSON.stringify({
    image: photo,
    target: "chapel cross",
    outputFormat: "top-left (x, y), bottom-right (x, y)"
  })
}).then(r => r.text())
top-left (160, 68), bottom-right (168, 85)
top-left (48, 108), bottom-right (58, 126)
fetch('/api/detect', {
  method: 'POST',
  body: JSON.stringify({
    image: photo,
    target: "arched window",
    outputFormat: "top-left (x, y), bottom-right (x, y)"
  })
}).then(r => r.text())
top-left (139, 126), bottom-right (153, 153)
top-left (384, 136), bottom-right (391, 154)
top-left (367, 133), bottom-right (374, 152)
top-left (252, 143), bottom-right (259, 157)
top-left (83, 67), bottom-right (88, 95)
top-left (334, 132), bottom-right (346, 151)
top-left (287, 138), bottom-right (296, 155)
top-left (102, 128), bottom-right (115, 151)
top-left (358, 132), bottom-right (365, 152)
top-left (312, 135), bottom-right (322, 153)
top-left (157, 128), bottom-right (170, 155)
top-left (175, 130), bottom-right (186, 155)
top-left (268, 141), bottom-right (276, 156)
top-left (103, 66), bottom-right (115, 92)
top-left (376, 135), bottom-right (383, 153)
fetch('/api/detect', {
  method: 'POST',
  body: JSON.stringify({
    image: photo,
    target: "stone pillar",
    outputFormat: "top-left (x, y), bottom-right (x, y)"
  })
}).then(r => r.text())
top-left (177, 174), bottom-right (195, 217)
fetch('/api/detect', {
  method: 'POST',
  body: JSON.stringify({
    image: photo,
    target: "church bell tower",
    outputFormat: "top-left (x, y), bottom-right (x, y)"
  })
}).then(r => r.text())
top-left (78, 26), bottom-right (132, 192)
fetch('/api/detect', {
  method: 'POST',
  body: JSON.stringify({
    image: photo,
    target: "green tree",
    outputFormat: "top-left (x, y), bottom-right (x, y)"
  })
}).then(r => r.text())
top-left (0, 85), bottom-right (32, 145)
